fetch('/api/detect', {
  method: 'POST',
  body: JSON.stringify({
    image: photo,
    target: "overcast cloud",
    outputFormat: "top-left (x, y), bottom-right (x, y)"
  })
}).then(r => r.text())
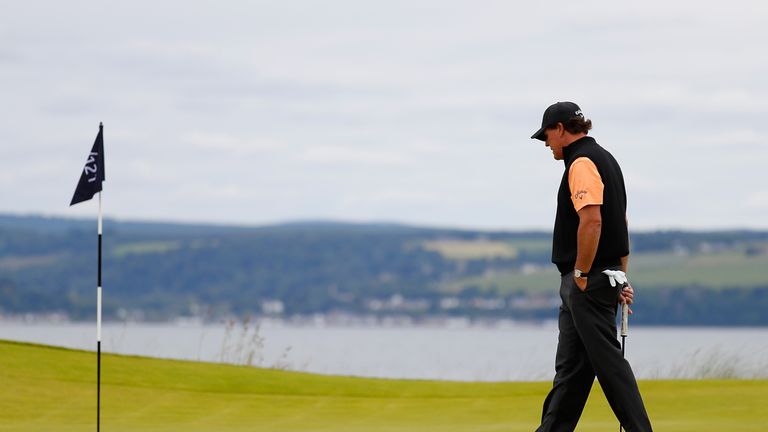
top-left (1, 1), bottom-right (767, 230)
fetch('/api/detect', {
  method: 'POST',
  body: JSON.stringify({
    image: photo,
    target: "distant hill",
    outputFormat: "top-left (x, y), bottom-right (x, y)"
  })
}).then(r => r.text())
top-left (1, 213), bottom-right (767, 325)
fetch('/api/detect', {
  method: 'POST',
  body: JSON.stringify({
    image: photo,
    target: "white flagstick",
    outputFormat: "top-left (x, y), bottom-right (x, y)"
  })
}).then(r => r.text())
top-left (97, 191), bottom-right (102, 432)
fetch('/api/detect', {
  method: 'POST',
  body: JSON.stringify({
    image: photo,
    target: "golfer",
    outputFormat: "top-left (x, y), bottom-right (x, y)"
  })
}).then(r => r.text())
top-left (531, 102), bottom-right (653, 432)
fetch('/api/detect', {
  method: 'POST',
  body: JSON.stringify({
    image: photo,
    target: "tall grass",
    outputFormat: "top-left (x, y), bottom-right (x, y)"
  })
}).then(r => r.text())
top-left (218, 316), bottom-right (293, 369)
top-left (649, 347), bottom-right (768, 379)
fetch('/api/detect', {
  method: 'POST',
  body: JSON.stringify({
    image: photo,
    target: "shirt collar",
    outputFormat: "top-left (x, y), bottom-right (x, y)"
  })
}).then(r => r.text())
top-left (562, 136), bottom-right (596, 165)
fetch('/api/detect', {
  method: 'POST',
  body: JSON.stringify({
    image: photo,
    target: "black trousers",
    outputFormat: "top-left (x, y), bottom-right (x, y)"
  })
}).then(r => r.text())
top-left (536, 272), bottom-right (653, 432)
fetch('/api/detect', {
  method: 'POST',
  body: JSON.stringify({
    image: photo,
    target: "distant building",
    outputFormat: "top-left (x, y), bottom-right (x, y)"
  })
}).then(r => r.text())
top-left (261, 300), bottom-right (285, 315)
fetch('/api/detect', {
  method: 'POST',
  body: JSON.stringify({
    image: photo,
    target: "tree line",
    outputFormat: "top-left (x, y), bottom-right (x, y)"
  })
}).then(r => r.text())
top-left (1, 215), bottom-right (766, 325)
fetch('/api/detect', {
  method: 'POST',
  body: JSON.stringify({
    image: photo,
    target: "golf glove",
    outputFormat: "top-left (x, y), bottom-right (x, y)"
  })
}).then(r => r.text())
top-left (601, 269), bottom-right (628, 287)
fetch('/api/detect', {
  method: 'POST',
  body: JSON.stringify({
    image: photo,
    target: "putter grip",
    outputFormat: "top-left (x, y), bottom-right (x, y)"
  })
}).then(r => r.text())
top-left (620, 302), bottom-right (629, 337)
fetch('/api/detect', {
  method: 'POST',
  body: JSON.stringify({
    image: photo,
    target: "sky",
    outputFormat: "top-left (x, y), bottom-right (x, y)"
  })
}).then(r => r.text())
top-left (1, 1), bottom-right (767, 230)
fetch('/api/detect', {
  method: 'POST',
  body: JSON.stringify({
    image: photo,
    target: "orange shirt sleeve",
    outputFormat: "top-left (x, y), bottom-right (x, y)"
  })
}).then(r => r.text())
top-left (568, 157), bottom-right (604, 212)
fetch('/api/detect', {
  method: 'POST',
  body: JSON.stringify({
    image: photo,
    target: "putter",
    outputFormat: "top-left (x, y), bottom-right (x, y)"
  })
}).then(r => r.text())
top-left (619, 289), bottom-right (629, 432)
top-left (621, 298), bottom-right (628, 355)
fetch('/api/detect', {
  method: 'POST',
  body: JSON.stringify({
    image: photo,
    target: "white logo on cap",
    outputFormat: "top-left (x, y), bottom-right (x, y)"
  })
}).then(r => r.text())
top-left (574, 110), bottom-right (584, 117)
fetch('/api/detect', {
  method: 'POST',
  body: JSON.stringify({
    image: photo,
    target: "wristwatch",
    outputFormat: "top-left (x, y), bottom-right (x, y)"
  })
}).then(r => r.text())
top-left (574, 269), bottom-right (588, 278)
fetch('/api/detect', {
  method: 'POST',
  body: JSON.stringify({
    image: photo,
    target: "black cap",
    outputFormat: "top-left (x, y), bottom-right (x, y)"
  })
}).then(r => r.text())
top-left (530, 102), bottom-right (584, 141)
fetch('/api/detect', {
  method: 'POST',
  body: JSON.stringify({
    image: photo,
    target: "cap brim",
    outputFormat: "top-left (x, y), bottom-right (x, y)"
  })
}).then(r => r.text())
top-left (531, 127), bottom-right (546, 141)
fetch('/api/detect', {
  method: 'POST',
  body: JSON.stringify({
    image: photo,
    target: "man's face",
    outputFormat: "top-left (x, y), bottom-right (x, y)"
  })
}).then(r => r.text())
top-left (544, 123), bottom-right (566, 160)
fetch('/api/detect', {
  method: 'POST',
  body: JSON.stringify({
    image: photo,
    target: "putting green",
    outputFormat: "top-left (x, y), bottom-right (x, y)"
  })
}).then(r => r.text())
top-left (1, 340), bottom-right (765, 431)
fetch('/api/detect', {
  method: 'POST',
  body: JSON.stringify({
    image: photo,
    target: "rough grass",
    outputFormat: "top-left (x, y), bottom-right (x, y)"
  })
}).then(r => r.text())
top-left (1, 340), bottom-right (766, 432)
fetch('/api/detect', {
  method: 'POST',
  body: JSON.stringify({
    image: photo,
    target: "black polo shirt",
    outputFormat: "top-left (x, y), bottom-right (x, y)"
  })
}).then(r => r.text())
top-left (552, 136), bottom-right (629, 275)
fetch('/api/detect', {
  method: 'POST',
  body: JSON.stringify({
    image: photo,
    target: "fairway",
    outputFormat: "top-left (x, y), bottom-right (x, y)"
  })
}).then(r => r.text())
top-left (1, 340), bottom-right (766, 431)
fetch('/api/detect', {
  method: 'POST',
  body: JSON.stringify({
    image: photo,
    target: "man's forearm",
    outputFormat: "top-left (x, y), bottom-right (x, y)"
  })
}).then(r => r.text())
top-left (575, 218), bottom-right (601, 273)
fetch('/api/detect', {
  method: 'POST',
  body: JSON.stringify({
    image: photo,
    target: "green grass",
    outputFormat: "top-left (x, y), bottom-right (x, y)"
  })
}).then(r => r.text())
top-left (630, 251), bottom-right (768, 288)
top-left (0, 253), bottom-right (61, 271)
top-left (422, 239), bottom-right (519, 260)
top-left (421, 239), bottom-right (553, 262)
top-left (111, 241), bottom-right (181, 258)
top-left (1, 340), bottom-right (766, 431)
top-left (441, 268), bottom-right (558, 294)
top-left (443, 250), bottom-right (768, 295)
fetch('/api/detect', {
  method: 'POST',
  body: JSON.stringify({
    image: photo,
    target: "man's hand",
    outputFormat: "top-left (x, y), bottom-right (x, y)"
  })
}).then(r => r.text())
top-left (619, 283), bottom-right (634, 315)
top-left (574, 274), bottom-right (588, 291)
top-left (602, 269), bottom-right (634, 315)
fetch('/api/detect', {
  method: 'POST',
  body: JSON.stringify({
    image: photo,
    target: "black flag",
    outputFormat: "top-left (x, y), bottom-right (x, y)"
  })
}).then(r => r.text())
top-left (70, 123), bottom-right (105, 206)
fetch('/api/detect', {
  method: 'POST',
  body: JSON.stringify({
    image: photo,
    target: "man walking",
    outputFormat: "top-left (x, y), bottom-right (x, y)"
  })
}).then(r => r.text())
top-left (530, 102), bottom-right (653, 432)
